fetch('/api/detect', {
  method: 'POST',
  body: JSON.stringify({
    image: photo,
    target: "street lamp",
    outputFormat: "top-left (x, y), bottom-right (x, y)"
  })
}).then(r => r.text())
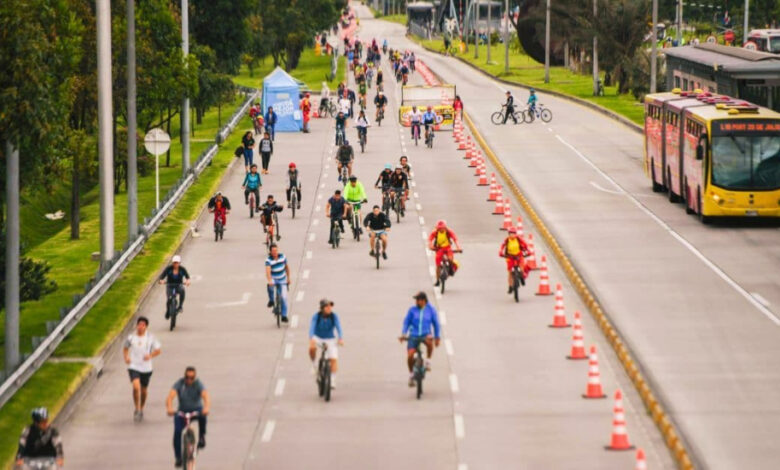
top-left (544, 0), bottom-right (550, 83)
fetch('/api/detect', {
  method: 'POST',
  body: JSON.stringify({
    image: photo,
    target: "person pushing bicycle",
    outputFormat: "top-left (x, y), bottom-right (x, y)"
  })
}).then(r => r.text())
top-left (499, 227), bottom-right (530, 294)
top-left (399, 292), bottom-right (441, 387)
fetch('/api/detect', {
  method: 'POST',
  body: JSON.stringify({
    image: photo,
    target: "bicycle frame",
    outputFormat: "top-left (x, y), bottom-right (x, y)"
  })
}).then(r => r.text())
top-left (317, 343), bottom-right (332, 401)
top-left (178, 411), bottom-right (200, 468)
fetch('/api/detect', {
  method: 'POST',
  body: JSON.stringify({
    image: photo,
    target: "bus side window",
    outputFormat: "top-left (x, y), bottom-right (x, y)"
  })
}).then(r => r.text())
top-left (696, 134), bottom-right (707, 160)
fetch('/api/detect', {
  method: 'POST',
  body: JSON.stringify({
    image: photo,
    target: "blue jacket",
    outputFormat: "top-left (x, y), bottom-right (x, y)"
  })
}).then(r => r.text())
top-left (402, 304), bottom-right (440, 338)
top-left (265, 111), bottom-right (277, 126)
top-left (309, 312), bottom-right (343, 339)
top-left (243, 172), bottom-right (261, 190)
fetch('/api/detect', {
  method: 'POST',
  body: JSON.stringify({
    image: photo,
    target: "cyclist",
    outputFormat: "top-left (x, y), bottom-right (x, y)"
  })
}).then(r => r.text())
top-left (373, 91), bottom-right (387, 121)
top-left (389, 165), bottom-right (409, 215)
top-left (286, 162), bottom-right (302, 210)
top-left (335, 111), bottom-right (348, 145)
top-left (309, 299), bottom-right (344, 389)
top-left (242, 164), bottom-right (262, 210)
top-left (499, 227), bottom-right (530, 293)
top-left (166, 366), bottom-right (209, 468)
top-left (123, 316), bottom-right (161, 422)
top-left (374, 163), bottom-right (393, 191)
top-left (382, 38), bottom-right (388, 53)
top-left (527, 88), bottom-right (538, 118)
top-left (422, 106), bottom-right (437, 142)
top-left (326, 189), bottom-right (348, 245)
top-left (400, 61), bottom-right (409, 85)
top-left (409, 52), bottom-right (416, 72)
top-left (344, 175), bottom-right (368, 232)
top-left (158, 255), bottom-right (191, 317)
top-left (399, 292), bottom-right (441, 386)
top-left (15, 407), bottom-right (64, 469)
top-left (207, 192), bottom-right (231, 230)
top-left (502, 90), bottom-right (517, 124)
top-left (355, 110), bottom-right (370, 145)
top-left (409, 106), bottom-right (423, 140)
top-left (376, 69), bottom-right (384, 90)
top-left (357, 79), bottom-right (367, 107)
top-left (337, 139), bottom-right (355, 181)
top-left (400, 156), bottom-right (412, 179)
top-left (428, 220), bottom-right (462, 286)
top-left (338, 91), bottom-right (351, 118)
top-left (260, 194), bottom-right (284, 237)
top-left (265, 243), bottom-right (290, 321)
top-left (364, 204), bottom-right (391, 259)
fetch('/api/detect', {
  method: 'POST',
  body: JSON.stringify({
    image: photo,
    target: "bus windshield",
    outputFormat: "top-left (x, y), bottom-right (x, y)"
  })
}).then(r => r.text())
top-left (711, 134), bottom-right (780, 190)
top-left (770, 36), bottom-right (780, 53)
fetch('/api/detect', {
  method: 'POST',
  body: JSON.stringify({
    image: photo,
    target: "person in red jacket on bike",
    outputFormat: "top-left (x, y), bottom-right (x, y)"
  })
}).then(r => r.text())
top-left (427, 220), bottom-right (462, 286)
top-left (207, 192), bottom-right (231, 229)
top-left (499, 227), bottom-right (530, 293)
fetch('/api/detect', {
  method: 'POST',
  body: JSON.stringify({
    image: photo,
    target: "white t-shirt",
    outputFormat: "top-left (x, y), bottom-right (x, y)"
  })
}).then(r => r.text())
top-left (339, 98), bottom-right (351, 114)
top-left (410, 110), bottom-right (423, 123)
top-left (124, 332), bottom-right (161, 373)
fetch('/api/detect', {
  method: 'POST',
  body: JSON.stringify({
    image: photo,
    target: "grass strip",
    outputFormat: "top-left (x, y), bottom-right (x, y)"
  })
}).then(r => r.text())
top-left (234, 47), bottom-right (346, 92)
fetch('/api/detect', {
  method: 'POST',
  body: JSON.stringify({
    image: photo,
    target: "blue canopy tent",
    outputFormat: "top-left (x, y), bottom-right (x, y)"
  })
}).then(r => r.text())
top-left (262, 67), bottom-right (303, 132)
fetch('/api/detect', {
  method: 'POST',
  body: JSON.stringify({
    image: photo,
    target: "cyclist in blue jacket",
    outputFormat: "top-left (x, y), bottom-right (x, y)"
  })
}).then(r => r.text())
top-left (399, 291), bottom-right (440, 386)
top-left (242, 164), bottom-right (262, 209)
top-left (309, 299), bottom-right (344, 389)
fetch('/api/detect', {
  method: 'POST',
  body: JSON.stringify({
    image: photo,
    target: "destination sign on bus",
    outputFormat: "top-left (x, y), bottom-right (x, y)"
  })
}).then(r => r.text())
top-left (713, 119), bottom-right (780, 135)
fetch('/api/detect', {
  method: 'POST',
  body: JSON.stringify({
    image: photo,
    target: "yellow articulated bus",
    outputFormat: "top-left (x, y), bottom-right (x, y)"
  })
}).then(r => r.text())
top-left (644, 89), bottom-right (780, 222)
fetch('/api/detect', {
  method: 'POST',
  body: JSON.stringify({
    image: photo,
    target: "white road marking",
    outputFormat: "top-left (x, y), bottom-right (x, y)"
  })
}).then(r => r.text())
top-left (320, 183), bottom-right (325, 189)
top-left (206, 292), bottom-right (251, 308)
top-left (296, 291), bottom-right (305, 302)
top-left (429, 266), bottom-right (436, 277)
top-left (458, 465), bottom-right (468, 470)
top-left (548, 127), bottom-right (553, 132)
top-left (190, 274), bottom-right (204, 282)
top-left (444, 339), bottom-right (454, 356)
top-left (419, 216), bottom-right (425, 225)
top-left (752, 292), bottom-right (771, 308)
top-left (454, 414), bottom-right (465, 439)
top-left (557, 134), bottom-right (780, 326)
top-left (306, 250), bottom-right (313, 259)
top-left (315, 205), bottom-right (321, 212)
top-left (325, 164), bottom-right (330, 170)
top-left (309, 233), bottom-right (316, 242)
top-left (411, 181), bottom-right (417, 188)
top-left (422, 231), bottom-right (428, 240)
top-left (323, 173), bottom-right (328, 178)
top-left (439, 310), bottom-right (447, 325)
top-left (589, 181), bottom-right (625, 195)
top-left (413, 192), bottom-right (419, 198)
top-left (291, 315), bottom-right (299, 328)
top-left (274, 378), bottom-right (286, 396)
top-left (284, 343), bottom-right (293, 359)
top-left (317, 194), bottom-right (323, 200)
top-left (327, 156), bottom-right (332, 162)
top-left (449, 374), bottom-right (460, 393)
top-left (260, 420), bottom-right (276, 443)
top-left (302, 269), bottom-right (310, 279)
top-left (416, 203), bottom-right (422, 211)
top-left (312, 219), bottom-right (320, 226)
top-left (434, 290), bottom-right (442, 300)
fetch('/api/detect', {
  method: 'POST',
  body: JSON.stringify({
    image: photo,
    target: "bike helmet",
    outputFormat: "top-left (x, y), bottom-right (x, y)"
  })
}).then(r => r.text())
top-left (384, 163), bottom-right (392, 169)
top-left (172, 255), bottom-right (182, 263)
top-left (508, 227), bottom-right (517, 234)
top-left (31, 407), bottom-right (48, 423)
top-left (436, 220), bottom-right (447, 230)
top-left (530, 88), bottom-right (535, 93)
top-left (395, 165), bottom-right (403, 170)
top-left (289, 162), bottom-right (296, 168)
top-left (427, 106), bottom-right (432, 111)
top-left (349, 175), bottom-right (358, 182)
top-left (215, 191), bottom-right (222, 196)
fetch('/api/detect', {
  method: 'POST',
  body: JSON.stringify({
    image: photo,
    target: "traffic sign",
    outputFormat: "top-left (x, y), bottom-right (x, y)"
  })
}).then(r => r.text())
top-left (144, 128), bottom-right (171, 156)
top-left (706, 35), bottom-right (717, 44)
top-left (743, 41), bottom-right (758, 51)
top-left (724, 30), bottom-right (735, 44)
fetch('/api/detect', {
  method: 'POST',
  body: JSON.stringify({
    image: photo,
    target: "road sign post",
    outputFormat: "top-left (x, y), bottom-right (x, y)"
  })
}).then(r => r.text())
top-left (144, 128), bottom-right (172, 210)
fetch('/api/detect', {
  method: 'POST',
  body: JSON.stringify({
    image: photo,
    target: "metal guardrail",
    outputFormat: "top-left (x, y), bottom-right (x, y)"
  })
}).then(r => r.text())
top-left (0, 89), bottom-right (259, 409)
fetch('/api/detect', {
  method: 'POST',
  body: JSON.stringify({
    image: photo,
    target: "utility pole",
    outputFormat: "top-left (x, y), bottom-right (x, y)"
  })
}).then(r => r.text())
top-left (127, 0), bottom-right (138, 240)
top-left (504, 0), bottom-right (509, 73)
top-left (97, 0), bottom-right (114, 267)
top-left (650, 0), bottom-right (658, 93)
top-left (487, 0), bottom-right (492, 62)
top-left (474, 0), bottom-right (479, 59)
top-left (544, 0), bottom-right (551, 83)
top-left (592, 0), bottom-right (599, 95)
top-left (676, 0), bottom-right (682, 46)
top-left (743, 0), bottom-right (749, 44)
top-left (181, 0), bottom-right (190, 175)
top-left (4, 141), bottom-right (20, 373)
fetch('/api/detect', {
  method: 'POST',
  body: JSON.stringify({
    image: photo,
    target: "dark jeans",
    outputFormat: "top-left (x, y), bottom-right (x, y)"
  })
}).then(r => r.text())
top-left (286, 184), bottom-right (301, 203)
top-left (328, 217), bottom-right (345, 243)
top-left (173, 408), bottom-right (206, 460)
top-left (244, 187), bottom-right (260, 205)
top-left (503, 107), bottom-right (517, 124)
top-left (260, 152), bottom-right (271, 171)
top-left (166, 284), bottom-right (185, 310)
top-left (265, 125), bottom-right (275, 141)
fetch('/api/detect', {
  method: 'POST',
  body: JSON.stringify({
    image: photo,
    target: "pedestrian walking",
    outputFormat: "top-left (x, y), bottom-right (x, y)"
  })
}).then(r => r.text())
top-left (301, 92), bottom-right (312, 133)
top-left (123, 316), bottom-right (161, 422)
top-left (259, 132), bottom-right (274, 174)
top-left (241, 131), bottom-right (255, 172)
top-left (264, 106), bottom-right (278, 141)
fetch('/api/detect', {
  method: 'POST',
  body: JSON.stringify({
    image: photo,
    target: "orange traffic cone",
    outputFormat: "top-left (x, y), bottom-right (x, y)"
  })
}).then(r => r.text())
top-left (469, 151), bottom-right (478, 168)
top-left (487, 174), bottom-right (498, 201)
top-left (526, 234), bottom-right (538, 270)
top-left (635, 449), bottom-right (647, 470)
top-left (535, 255), bottom-right (552, 295)
top-left (606, 389), bottom-right (635, 451)
top-left (465, 139), bottom-right (475, 160)
top-left (477, 165), bottom-right (489, 186)
top-left (501, 205), bottom-right (513, 231)
top-left (583, 345), bottom-right (607, 399)
top-left (458, 135), bottom-right (467, 151)
top-left (566, 311), bottom-right (588, 359)
top-left (492, 188), bottom-right (505, 215)
top-left (312, 110), bottom-right (319, 118)
top-left (516, 216), bottom-right (524, 237)
top-left (549, 283), bottom-right (571, 328)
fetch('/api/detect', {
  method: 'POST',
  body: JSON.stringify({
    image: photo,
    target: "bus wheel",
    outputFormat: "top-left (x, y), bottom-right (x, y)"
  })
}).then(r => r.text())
top-left (667, 168), bottom-right (680, 203)
top-left (684, 179), bottom-right (695, 214)
top-left (698, 190), bottom-right (711, 224)
top-left (651, 162), bottom-right (663, 192)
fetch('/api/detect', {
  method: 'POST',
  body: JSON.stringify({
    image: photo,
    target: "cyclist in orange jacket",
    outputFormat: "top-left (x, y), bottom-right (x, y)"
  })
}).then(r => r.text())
top-left (499, 227), bottom-right (530, 293)
top-left (427, 220), bottom-right (462, 286)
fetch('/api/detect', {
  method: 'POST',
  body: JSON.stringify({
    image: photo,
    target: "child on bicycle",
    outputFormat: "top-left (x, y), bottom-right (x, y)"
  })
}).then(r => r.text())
top-left (260, 194), bottom-right (284, 237)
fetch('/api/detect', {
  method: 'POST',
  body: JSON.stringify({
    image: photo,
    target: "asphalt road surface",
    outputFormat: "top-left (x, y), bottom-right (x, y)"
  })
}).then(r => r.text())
top-left (57, 6), bottom-right (780, 470)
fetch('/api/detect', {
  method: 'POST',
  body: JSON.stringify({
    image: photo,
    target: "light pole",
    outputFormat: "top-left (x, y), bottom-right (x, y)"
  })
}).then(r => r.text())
top-left (650, 0), bottom-right (658, 93)
top-left (487, 0), bottom-right (492, 63)
top-left (544, 0), bottom-right (550, 83)
top-left (676, 0), bottom-right (682, 46)
top-left (474, 0), bottom-right (479, 59)
top-left (592, 0), bottom-right (599, 95)
top-left (127, 0), bottom-right (138, 240)
top-left (743, 0), bottom-right (749, 44)
top-left (181, 0), bottom-right (190, 175)
top-left (5, 141), bottom-right (19, 372)
top-left (97, 0), bottom-right (114, 267)
top-left (504, 0), bottom-right (509, 74)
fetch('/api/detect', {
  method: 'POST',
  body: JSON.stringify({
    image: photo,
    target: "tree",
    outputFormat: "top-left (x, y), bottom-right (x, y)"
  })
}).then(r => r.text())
top-left (0, 237), bottom-right (57, 311)
top-left (192, 44), bottom-right (236, 125)
top-left (191, 0), bottom-right (253, 75)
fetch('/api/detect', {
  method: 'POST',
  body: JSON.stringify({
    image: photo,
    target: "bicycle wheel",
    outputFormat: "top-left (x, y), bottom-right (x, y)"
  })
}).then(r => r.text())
top-left (291, 193), bottom-right (297, 219)
top-left (360, 138), bottom-right (365, 153)
top-left (275, 299), bottom-right (281, 328)
top-left (491, 111), bottom-right (504, 125)
top-left (219, 226), bottom-right (223, 240)
top-left (182, 429), bottom-right (196, 469)
top-left (541, 108), bottom-right (552, 122)
top-left (249, 198), bottom-right (254, 218)
top-left (513, 274), bottom-right (520, 303)
top-left (375, 240), bottom-right (381, 269)
top-left (317, 359), bottom-right (326, 397)
top-left (214, 225), bottom-right (219, 242)
top-left (168, 299), bottom-right (177, 331)
top-left (323, 362), bottom-right (332, 402)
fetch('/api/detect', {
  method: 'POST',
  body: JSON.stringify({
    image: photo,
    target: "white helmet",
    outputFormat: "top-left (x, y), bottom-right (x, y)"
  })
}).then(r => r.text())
top-left (172, 255), bottom-right (182, 263)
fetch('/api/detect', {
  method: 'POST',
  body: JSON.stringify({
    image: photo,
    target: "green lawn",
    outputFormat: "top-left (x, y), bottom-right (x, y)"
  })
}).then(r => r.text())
top-left (233, 47), bottom-right (346, 92)
top-left (381, 14), bottom-right (407, 26)
top-left (0, 93), bottom-right (245, 368)
top-left (416, 38), bottom-right (645, 125)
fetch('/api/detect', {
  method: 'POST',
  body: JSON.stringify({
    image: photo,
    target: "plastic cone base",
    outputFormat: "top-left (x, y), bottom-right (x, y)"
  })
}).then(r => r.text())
top-left (605, 444), bottom-right (635, 451)
top-left (548, 323), bottom-right (572, 328)
top-left (535, 291), bottom-right (553, 296)
top-left (567, 353), bottom-right (589, 360)
top-left (582, 393), bottom-right (607, 399)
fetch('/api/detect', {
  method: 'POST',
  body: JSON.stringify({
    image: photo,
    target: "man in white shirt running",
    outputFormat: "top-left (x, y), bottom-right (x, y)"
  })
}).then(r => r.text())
top-left (123, 316), bottom-right (161, 422)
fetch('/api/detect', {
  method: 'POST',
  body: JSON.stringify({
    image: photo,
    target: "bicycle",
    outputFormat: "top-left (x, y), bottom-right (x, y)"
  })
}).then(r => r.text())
top-left (335, 127), bottom-right (346, 146)
top-left (400, 336), bottom-right (427, 399)
top-left (411, 122), bottom-right (421, 146)
top-left (381, 188), bottom-right (392, 218)
top-left (425, 127), bottom-right (434, 149)
top-left (289, 185), bottom-right (299, 219)
top-left (212, 212), bottom-right (225, 242)
top-left (247, 190), bottom-right (257, 219)
top-left (502, 255), bottom-right (527, 303)
top-left (391, 190), bottom-right (405, 223)
top-left (270, 282), bottom-right (287, 328)
top-left (376, 107), bottom-right (384, 126)
top-left (370, 229), bottom-right (388, 269)
top-left (358, 128), bottom-right (367, 153)
top-left (329, 217), bottom-right (342, 248)
top-left (491, 105), bottom-right (522, 125)
top-left (339, 163), bottom-right (349, 186)
top-left (165, 284), bottom-right (182, 331)
top-left (348, 201), bottom-right (365, 241)
top-left (319, 99), bottom-right (337, 118)
top-left (436, 249), bottom-right (462, 294)
top-left (316, 343), bottom-right (333, 402)
top-left (177, 411), bottom-right (200, 469)
top-left (523, 104), bottom-right (553, 123)
top-left (252, 117), bottom-right (263, 135)
top-left (264, 212), bottom-right (280, 251)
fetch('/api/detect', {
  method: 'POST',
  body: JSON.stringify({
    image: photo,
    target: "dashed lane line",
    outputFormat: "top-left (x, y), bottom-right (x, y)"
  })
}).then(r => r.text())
top-left (296, 291), bottom-right (305, 302)
top-left (283, 343), bottom-right (293, 359)
top-left (274, 378), bottom-right (286, 397)
top-left (444, 339), bottom-right (454, 356)
top-left (449, 374), bottom-right (460, 393)
top-left (290, 315), bottom-right (299, 329)
top-left (439, 310), bottom-right (447, 325)
top-left (454, 415), bottom-right (465, 439)
top-left (306, 250), bottom-right (313, 259)
top-left (302, 269), bottom-right (310, 280)
top-left (309, 233), bottom-right (316, 242)
top-left (260, 420), bottom-right (276, 443)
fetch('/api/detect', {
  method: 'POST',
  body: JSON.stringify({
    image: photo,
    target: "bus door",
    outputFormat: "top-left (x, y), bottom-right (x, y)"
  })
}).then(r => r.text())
top-left (682, 114), bottom-right (706, 212)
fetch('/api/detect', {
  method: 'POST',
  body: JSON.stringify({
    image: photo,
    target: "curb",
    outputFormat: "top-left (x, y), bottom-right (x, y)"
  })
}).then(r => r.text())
top-left (462, 109), bottom-right (695, 469)
top-left (409, 36), bottom-right (643, 135)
